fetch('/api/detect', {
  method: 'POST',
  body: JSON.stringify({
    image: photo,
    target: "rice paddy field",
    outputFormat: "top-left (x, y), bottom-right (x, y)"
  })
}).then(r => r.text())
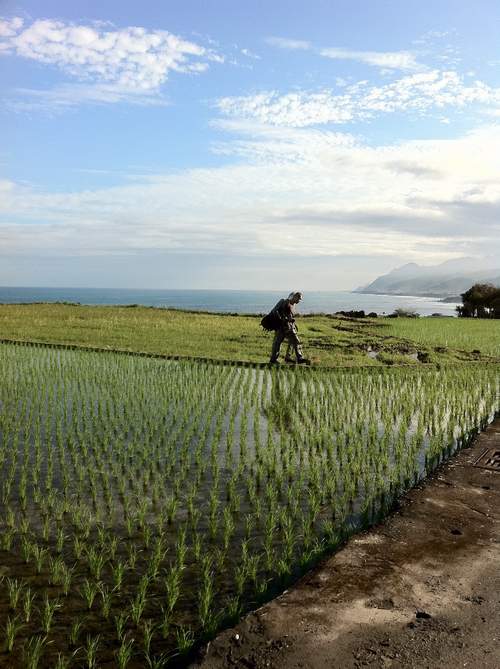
top-left (1, 335), bottom-right (500, 668)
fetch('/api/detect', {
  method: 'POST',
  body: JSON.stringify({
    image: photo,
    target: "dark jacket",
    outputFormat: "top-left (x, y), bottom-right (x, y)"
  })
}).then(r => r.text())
top-left (270, 299), bottom-right (295, 331)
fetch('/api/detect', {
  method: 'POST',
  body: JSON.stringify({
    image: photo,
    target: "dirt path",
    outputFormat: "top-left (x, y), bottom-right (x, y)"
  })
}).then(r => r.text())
top-left (192, 420), bottom-right (500, 669)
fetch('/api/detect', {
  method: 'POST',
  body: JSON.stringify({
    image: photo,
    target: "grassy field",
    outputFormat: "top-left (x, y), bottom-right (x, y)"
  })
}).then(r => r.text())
top-left (387, 317), bottom-right (500, 358)
top-left (1, 302), bottom-right (499, 367)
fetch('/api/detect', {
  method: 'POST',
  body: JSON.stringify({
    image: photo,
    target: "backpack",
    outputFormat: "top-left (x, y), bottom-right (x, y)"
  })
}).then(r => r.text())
top-left (260, 312), bottom-right (280, 332)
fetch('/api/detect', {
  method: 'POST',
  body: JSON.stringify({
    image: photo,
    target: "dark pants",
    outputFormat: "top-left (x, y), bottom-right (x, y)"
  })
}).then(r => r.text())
top-left (270, 327), bottom-right (304, 362)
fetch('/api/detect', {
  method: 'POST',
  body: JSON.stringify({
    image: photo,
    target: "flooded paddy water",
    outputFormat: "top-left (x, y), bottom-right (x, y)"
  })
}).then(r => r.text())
top-left (0, 342), bottom-right (499, 667)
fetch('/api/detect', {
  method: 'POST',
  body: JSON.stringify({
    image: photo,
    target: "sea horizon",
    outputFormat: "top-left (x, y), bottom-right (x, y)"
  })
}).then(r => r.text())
top-left (0, 286), bottom-right (461, 317)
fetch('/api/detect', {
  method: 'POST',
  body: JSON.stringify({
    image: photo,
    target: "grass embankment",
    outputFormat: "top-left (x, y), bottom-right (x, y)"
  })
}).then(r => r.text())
top-left (1, 302), bottom-right (499, 367)
top-left (388, 317), bottom-right (500, 358)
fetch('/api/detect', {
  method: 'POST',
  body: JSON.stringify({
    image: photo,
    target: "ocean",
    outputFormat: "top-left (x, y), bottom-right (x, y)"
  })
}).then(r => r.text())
top-left (0, 286), bottom-right (460, 317)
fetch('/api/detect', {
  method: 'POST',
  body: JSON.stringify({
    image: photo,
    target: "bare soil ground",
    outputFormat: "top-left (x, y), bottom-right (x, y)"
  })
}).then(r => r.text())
top-left (192, 420), bottom-right (500, 669)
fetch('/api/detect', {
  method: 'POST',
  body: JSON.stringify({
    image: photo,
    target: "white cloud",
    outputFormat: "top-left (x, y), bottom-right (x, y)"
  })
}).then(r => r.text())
top-left (74, 169), bottom-right (110, 174)
top-left (241, 48), bottom-right (260, 59)
top-left (214, 71), bottom-right (500, 127)
top-left (6, 83), bottom-right (171, 113)
top-left (266, 38), bottom-right (425, 72)
top-left (266, 37), bottom-right (311, 50)
top-left (319, 47), bottom-right (426, 72)
top-left (1, 125), bottom-right (499, 264)
top-left (0, 17), bottom-right (220, 105)
top-left (0, 16), bottom-right (23, 37)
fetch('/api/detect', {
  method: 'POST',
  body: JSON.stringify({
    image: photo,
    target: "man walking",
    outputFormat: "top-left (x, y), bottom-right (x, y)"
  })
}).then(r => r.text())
top-left (269, 292), bottom-right (307, 364)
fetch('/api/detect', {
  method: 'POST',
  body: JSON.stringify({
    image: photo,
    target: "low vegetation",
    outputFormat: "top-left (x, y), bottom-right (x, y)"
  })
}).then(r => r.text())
top-left (1, 302), bottom-right (499, 366)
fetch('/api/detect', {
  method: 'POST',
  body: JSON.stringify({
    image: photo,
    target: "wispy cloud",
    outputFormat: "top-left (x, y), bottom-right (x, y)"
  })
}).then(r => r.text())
top-left (215, 71), bottom-right (500, 127)
top-left (319, 47), bottom-right (426, 73)
top-left (74, 168), bottom-right (110, 174)
top-left (0, 17), bottom-right (221, 107)
top-left (413, 29), bottom-right (453, 44)
top-left (266, 37), bottom-right (425, 72)
top-left (1, 124), bottom-right (499, 263)
top-left (265, 37), bottom-right (311, 50)
top-left (241, 48), bottom-right (260, 59)
top-left (7, 83), bottom-right (171, 113)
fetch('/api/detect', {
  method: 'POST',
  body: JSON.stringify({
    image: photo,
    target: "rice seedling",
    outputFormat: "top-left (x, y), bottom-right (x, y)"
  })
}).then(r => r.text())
top-left (32, 543), bottom-right (49, 575)
top-left (201, 608), bottom-right (226, 641)
top-left (42, 517), bottom-right (52, 542)
top-left (208, 514), bottom-right (219, 540)
top-left (21, 535), bottom-right (33, 564)
top-left (55, 649), bottom-right (80, 669)
top-left (213, 546), bottom-right (227, 573)
top-left (233, 562), bottom-right (248, 596)
top-left (81, 579), bottom-right (100, 610)
top-left (84, 634), bottom-right (100, 669)
top-left (69, 615), bottom-right (87, 647)
top-left (322, 519), bottom-right (340, 553)
top-left (7, 578), bottom-right (26, 611)
top-left (21, 635), bottom-right (49, 669)
top-left (73, 535), bottom-right (86, 560)
top-left (143, 524), bottom-right (153, 550)
top-left (252, 577), bottom-right (269, 605)
top-left (2, 527), bottom-right (16, 550)
top-left (99, 583), bottom-right (115, 619)
top-left (112, 559), bottom-right (129, 591)
top-left (197, 569), bottom-right (216, 632)
top-left (163, 565), bottom-right (182, 617)
top-left (114, 611), bottom-right (129, 642)
top-left (127, 543), bottom-right (139, 569)
top-left (130, 592), bottom-right (147, 627)
top-left (226, 594), bottom-right (246, 626)
top-left (115, 636), bottom-right (135, 669)
top-left (56, 527), bottom-right (68, 553)
top-left (176, 626), bottom-right (195, 662)
top-left (60, 563), bottom-right (76, 596)
top-left (86, 544), bottom-right (107, 579)
top-left (147, 548), bottom-right (166, 580)
top-left (246, 553), bottom-right (261, 584)
top-left (165, 497), bottom-right (178, 524)
top-left (275, 556), bottom-right (293, 590)
top-left (145, 653), bottom-right (170, 668)
top-left (141, 619), bottom-right (156, 655)
top-left (160, 608), bottom-right (173, 640)
top-left (38, 595), bottom-right (61, 633)
top-left (3, 613), bottom-right (24, 651)
top-left (5, 506), bottom-right (15, 529)
top-left (49, 555), bottom-right (65, 586)
top-left (24, 586), bottom-right (35, 622)
top-left (109, 534), bottom-right (121, 560)
top-left (297, 546), bottom-right (315, 575)
top-left (175, 535), bottom-right (189, 569)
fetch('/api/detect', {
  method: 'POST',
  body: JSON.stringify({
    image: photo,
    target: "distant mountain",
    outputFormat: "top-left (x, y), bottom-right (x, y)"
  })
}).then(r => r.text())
top-left (354, 256), bottom-right (500, 298)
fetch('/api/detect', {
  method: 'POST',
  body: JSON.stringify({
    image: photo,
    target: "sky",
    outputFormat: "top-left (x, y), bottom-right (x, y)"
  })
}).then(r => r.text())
top-left (1, 0), bottom-right (500, 291)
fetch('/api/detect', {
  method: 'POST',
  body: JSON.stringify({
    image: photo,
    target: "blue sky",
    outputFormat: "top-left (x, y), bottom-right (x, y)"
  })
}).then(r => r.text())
top-left (1, 0), bottom-right (499, 290)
